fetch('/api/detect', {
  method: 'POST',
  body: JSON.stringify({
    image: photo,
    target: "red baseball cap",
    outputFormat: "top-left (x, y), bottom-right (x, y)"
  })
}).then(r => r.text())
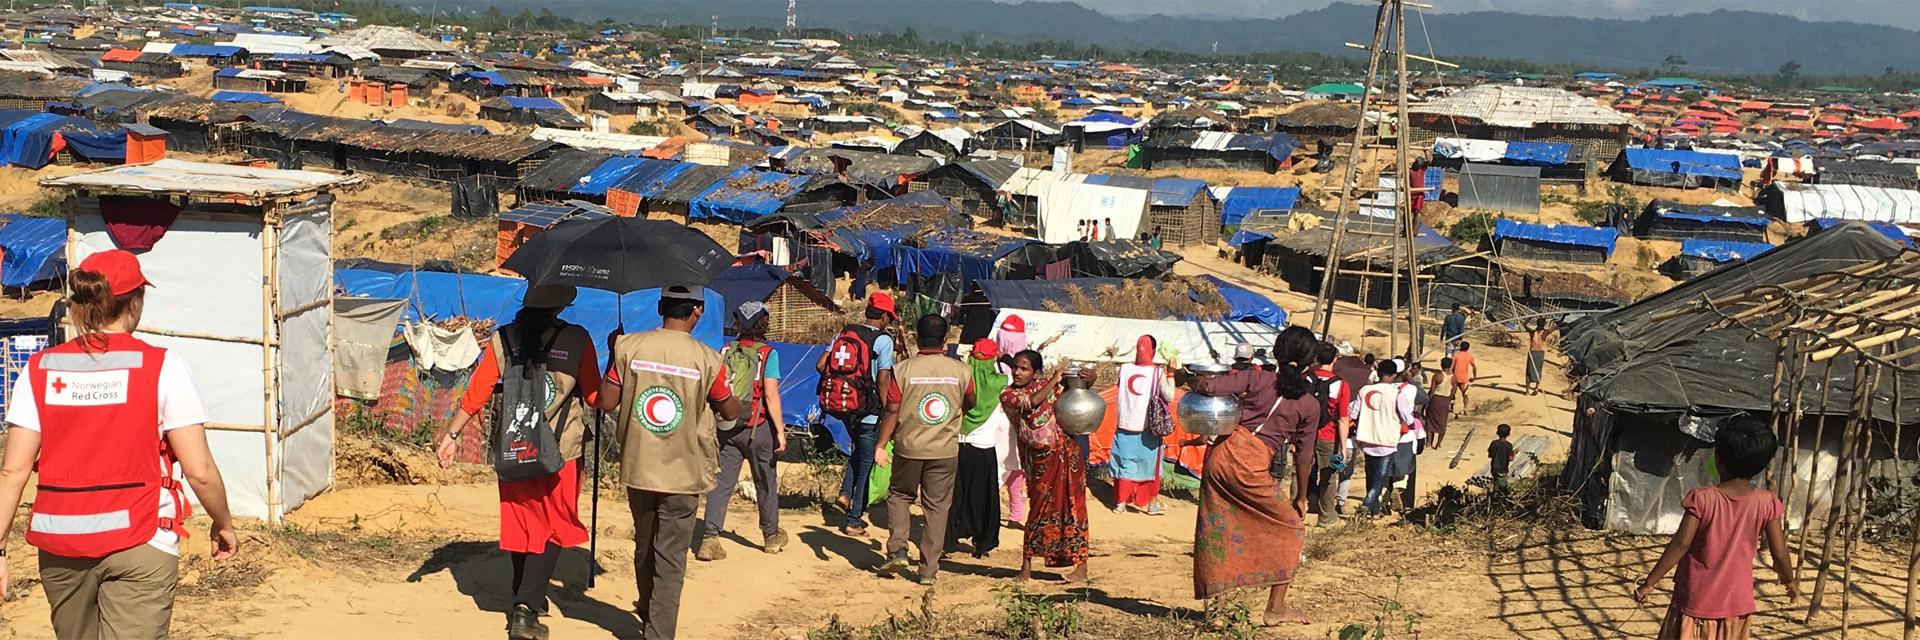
top-left (868, 291), bottom-right (896, 318)
top-left (999, 314), bottom-right (1025, 334)
top-left (77, 249), bottom-right (152, 296)
top-left (971, 338), bottom-right (998, 360)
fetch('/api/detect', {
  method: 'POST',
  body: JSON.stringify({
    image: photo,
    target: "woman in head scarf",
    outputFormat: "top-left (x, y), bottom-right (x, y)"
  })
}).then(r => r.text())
top-left (994, 314), bottom-right (1029, 525)
top-left (1003, 349), bottom-right (1093, 583)
top-left (948, 339), bottom-right (1011, 557)
top-left (1110, 335), bottom-right (1175, 515)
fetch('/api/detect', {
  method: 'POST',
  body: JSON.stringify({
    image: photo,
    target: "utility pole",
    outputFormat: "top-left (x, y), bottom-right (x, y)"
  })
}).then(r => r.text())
top-left (786, 0), bottom-right (796, 37)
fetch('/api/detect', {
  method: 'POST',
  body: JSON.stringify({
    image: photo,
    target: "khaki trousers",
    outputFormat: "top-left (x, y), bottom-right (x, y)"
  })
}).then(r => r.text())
top-left (39, 543), bottom-right (178, 640)
top-left (885, 456), bottom-right (958, 580)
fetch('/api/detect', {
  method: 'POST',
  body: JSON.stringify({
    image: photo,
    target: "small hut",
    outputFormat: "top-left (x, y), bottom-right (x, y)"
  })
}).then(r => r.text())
top-left (1269, 102), bottom-right (1361, 144)
top-left (1659, 239), bottom-right (1775, 281)
top-left (1488, 219), bottom-right (1617, 264)
top-left (1144, 178), bottom-right (1218, 247)
top-left (496, 200), bottom-right (612, 269)
top-left (1632, 199), bottom-right (1770, 242)
top-left (910, 158), bottom-right (1017, 219)
top-left (709, 264), bottom-right (840, 341)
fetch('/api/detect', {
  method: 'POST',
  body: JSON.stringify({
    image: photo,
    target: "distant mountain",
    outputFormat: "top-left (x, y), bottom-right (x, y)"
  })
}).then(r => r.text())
top-left (497, 1), bottom-right (1920, 75)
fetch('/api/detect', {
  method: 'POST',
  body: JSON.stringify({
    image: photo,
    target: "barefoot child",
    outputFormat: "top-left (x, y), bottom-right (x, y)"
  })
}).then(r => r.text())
top-left (1634, 423), bottom-right (1797, 640)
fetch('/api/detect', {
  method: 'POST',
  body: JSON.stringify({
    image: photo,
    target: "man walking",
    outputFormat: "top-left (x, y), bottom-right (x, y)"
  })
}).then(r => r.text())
top-left (874, 314), bottom-right (975, 585)
top-left (1442, 305), bottom-right (1469, 356)
top-left (817, 292), bottom-right (897, 537)
top-left (697, 302), bottom-right (788, 561)
top-left (599, 286), bottom-right (742, 640)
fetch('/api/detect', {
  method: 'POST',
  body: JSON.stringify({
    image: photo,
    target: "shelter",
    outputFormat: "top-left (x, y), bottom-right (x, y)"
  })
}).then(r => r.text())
top-left (1062, 112), bottom-right (1140, 151)
top-left (893, 127), bottom-right (970, 158)
top-left (314, 25), bottom-right (454, 59)
top-left (1263, 214), bottom-right (1473, 310)
top-left (1661, 239), bottom-right (1774, 281)
top-left (998, 169), bottom-right (1150, 244)
top-left (1142, 177), bottom-right (1217, 247)
top-left (41, 160), bottom-right (361, 522)
top-left (240, 109), bottom-right (556, 183)
top-left (690, 166), bottom-right (812, 223)
top-left (1814, 160), bottom-right (1920, 191)
top-left (0, 216), bottom-right (64, 288)
top-left (976, 118), bottom-right (1062, 152)
top-left (98, 49), bottom-right (183, 78)
top-left (1489, 219), bottom-right (1616, 264)
top-left (512, 149), bottom-right (613, 203)
top-left (1760, 182), bottom-right (1920, 224)
top-left (1049, 239), bottom-right (1181, 278)
top-left (479, 96), bottom-right (583, 129)
top-left (213, 68), bottom-right (308, 93)
top-left (1610, 147), bottom-right (1743, 190)
top-left (1218, 186), bottom-right (1300, 226)
top-left (1492, 261), bottom-right (1631, 316)
top-left (1631, 200), bottom-right (1769, 242)
top-left (1138, 130), bottom-right (1295, 173)
top-left (1558, 222), bottom-right (1909, 533)
top-left (708, 264), bottom-right (839, 341)
top-left (1268, 102), bottom-right (1360, 143)
top-left (1432, 137), bottom-right (1593, 181)
top-left (1456, 163), bottom-right (1542, 213)
top-left (495, 200), bottom-right (612, 269)
top-left (742, 191), bottom-right (968, 299)
top-left (636, 164), bottom-right (733, 219)
top-left (1409, 84), bottom-right (1639, 162)
top-left (910, 158), bottom-right (1016, 218)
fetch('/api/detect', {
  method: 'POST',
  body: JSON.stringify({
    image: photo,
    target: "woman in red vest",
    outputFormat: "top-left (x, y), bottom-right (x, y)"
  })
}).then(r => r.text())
top-left (0, 249), bottom-right (237, 638)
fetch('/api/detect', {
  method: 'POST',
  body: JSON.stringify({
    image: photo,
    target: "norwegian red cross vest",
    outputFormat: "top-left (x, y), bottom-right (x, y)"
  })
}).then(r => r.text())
top-left (25, 334), bottom-right (190, 558)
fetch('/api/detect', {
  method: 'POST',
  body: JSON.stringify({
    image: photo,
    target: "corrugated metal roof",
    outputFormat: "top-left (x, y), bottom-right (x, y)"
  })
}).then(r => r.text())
top-left (1411, 84), bottom-right (1638, 129)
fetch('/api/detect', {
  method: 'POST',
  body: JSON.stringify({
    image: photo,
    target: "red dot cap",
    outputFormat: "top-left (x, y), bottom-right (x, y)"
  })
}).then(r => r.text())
top-left (77, 249), bottom-right (152, 296)
top-left (971, 338), bottom-right (998, 360)
top-left (868, 291), bottom-right (896, 318)
top-left (999, 314), bottom-right (1025, 334)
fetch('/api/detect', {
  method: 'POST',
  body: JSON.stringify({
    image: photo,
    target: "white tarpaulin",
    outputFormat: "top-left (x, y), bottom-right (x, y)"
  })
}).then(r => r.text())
top-left (989, 308), bottom-right (1282, 366)
top-left (1775, 182), bottom-right (1920, 223)
top-left (1032, 181), bottom-right (1149, 244)
top-left (1433, 137), bottom-right (1509, 163)
top-left (333, 298), bottom-right (404, 400)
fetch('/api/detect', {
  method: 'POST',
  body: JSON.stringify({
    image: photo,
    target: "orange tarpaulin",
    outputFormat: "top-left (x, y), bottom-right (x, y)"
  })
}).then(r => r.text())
top-left (1086, 385), bottom-right (1212, 478)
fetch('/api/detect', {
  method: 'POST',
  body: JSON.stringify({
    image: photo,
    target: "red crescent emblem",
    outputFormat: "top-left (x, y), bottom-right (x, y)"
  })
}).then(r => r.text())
top-left (1364, 390), bottom-right (1381, 411)
top-left (1127, 374), bottom-right (1146, 396)
top-left (645, 395), bottom-right (675, 424)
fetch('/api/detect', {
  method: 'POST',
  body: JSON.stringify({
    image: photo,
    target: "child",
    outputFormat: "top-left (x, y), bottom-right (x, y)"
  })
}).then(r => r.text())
top-left (1634, 423), bottom-right (1796, 640)
top-left (1487, 424), bottom-right (1513, 490)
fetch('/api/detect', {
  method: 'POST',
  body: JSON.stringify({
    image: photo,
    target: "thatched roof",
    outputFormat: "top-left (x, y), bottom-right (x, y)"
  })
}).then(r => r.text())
top-left (1273, 102), bottom-right (1361, 129)
top-left (1411, 85), bottom-right (1639, 129)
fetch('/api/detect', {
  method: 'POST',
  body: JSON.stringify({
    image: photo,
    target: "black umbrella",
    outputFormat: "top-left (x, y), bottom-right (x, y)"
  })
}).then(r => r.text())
top-left (502, 216), bottom-right (733, 293)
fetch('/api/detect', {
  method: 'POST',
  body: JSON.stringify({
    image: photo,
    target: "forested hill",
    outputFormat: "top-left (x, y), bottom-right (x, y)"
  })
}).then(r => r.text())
top-left (494, 0), bottom-right (1920, 75)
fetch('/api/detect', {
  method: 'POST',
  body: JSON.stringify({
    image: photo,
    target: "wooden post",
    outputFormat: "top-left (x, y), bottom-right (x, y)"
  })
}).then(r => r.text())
top-left (1395, 0), bottom-right (1423, 358)
top-left (1805, 356), bottom-right (1870, 624)
top-left (262, 203), bottom-right (282, 523)
top-left (1312, 1), bottom-right (1392, 337)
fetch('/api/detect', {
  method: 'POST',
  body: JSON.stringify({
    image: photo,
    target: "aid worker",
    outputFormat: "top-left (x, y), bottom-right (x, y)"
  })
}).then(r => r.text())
top-left (873, 313), bottom-right (974, 586)
top-left (598, 285), bottom-right (741, 640)
top-left (436, 284), bottom-right (599, 640)
top-left (0, 249), bottom-right (238, 638)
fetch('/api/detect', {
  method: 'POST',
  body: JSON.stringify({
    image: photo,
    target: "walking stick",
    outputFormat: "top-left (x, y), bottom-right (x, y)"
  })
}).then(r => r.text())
top-left (589, 409), bottom-right (601, 589)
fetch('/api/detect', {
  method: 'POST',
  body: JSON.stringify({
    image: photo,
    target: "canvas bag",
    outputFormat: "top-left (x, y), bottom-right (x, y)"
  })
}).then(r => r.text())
top-left (492, 328), bottom-right (569, 482)
top-left (1144, 369), bottom-right (1174, 437)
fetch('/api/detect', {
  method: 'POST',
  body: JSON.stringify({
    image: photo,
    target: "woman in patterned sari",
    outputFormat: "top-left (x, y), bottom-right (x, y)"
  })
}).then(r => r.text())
top-left (1002, 349), bottom-right (1093, 583)
top-left (1193, 326), bottom-right (1317, 626)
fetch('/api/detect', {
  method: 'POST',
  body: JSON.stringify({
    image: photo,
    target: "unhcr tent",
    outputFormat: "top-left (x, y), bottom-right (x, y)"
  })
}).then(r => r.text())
top-left (1017, 178), bottom-right (1149, 244)
top-left (1762, 182), bottom-right (1920, 224)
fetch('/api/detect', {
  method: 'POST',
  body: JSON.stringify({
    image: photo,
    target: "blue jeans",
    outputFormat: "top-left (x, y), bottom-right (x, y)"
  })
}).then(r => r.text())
top-left (1362, 453), bottom-right (1394, 514)
top-left (839, 420), bottom-right (880, 528)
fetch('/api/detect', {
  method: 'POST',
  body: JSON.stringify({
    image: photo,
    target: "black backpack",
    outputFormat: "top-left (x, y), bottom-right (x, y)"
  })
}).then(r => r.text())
top-left (492, 327), bottom-right (569, 482)
top-left (1309, 373), bottom-right (1336, 434)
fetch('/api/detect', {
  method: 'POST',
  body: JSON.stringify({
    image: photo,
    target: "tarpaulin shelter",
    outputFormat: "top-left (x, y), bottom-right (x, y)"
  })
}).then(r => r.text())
top-left (1490, 218), bottom-right (1617, 264)
top-left (1457, 163), bottom-right (1542, 213)
top-left (1218, 186), bottom-right (1300, 226)
top-left (642, 164), bottom-right (733, 219)
top-left (42, 160), bottom-right (361, 522)
top-left (691, 166), bottom-right (811, 223)
top-left (1199, 275), bottom-right (1287, 326)
top-left (1063, 112), bottom-right (1140, 150)
top-left (1762, 182), bottom-right (1920, 224)
top-left (1812, 159), bottom-right (1920, 191)
top-left (1142, 176), bottom-right (1219, 247)
top-left (1139, 130), bottom-right (1296, 173)
top-left (744, 191), bottom-right (969, 297)
top-left (211, 90), bottom-right (282, 103)
top-left (1807, 217), bottom-right (1910, 245)
top-left (603, 158), bottom-right (694, 217)
top-left (1559, 222), bottom-right (1911, 533)
top-left (909, 158), bottom-right (1017, 219)
top-left (1611, 147), bottom-right (1743, 189)
top-left (512, 149), bottom-right (612, 203)
top-left (1633, 199), bottom-right (1769, 242)
top-left (0, 216), bottom-right (65, 287)
top-left (708, 264), bottom-right (838, 341)
top-left (495, 200), bottom-right (611, 269)
top-left (1661, 238), bottom-right (1774, 280)
top-left (1264, 213), bottom-right (1473, 311)
top-left (334, 268), bottom-right (726, 370)
top-left (1049, 239), bottom-right (1182, 278)
top-left (997, 170), bottom-right (1150, 244)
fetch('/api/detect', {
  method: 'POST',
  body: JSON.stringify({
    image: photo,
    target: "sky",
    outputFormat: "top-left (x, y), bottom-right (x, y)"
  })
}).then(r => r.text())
top-left (1062, 0), bottom-right (1920, 31)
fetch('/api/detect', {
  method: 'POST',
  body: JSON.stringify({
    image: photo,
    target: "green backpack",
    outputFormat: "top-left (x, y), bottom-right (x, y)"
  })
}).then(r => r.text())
top-left (721, 341), bottom-right (772, 427)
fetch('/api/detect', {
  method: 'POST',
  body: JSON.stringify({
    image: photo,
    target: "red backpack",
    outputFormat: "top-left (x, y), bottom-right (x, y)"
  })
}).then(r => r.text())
top-left (818, 324), bottom-right (882, 416)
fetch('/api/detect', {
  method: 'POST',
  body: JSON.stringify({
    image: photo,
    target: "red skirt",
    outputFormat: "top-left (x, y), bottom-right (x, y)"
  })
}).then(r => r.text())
top-left (497, 458), bottom-right (589, 553)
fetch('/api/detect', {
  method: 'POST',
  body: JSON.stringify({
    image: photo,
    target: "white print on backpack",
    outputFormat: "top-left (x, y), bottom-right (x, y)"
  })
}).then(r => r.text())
top-left (45, 369), bottom-right (130, 406)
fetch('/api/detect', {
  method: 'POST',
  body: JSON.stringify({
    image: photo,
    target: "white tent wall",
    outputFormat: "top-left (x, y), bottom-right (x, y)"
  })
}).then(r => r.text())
top-left (988, 308), bottom-right (1280, 365)
top-left (52, 163), bottom-right (354, 523)
top-left (1034, 182), bottom-right (1150, 244)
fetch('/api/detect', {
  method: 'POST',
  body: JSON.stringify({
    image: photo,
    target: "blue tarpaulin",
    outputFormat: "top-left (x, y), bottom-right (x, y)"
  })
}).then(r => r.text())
top-left (269, 53), bottom-right (337, 62)
top-left (455, 71), bottom-right (507, 86)
top-left (1073, 112), bottom-right (1135, 126)
top-left (211, 90), bottom-right (281, 103)
top-left (1811, 217), bottom-right (1911, 245)
top-left (765, 341), bottom-right (850, 452)
top-left (334, 268), bottom-right (725, 369)
top-left (0, 217), bottom-right (65, 287)
top-left (1226, 228), bottom-right (1274, 247)
top-left (1680, 239), bottom-right (1774, 263)
top-left (573, 156), bottom-right (653, 196)
top-left (1200, 275), bottom-right (1286, 326)
top-left (1219, 187), bottom-right (1300, 226)
top-left (170, 44), bottom-right (244, 58)
top-left (709, 264), bottom-right (790, 328)
top-left (213, 67), bottom-right (244, 78)
top-left (1148, 178), bottom-right (1209, 207)
top-left (1622, 148), bottom-right (1743, 180)
top-left (1493, 218), bottom-right (1619, 256)
top-left (54, 118), bottom-right (126, 162)
top-left (689, 167), bottom-right (807, 223)
top-left (0, 112), bottom-right (63, 169)
top-left (501, 96), bottom-right (566, 110)
top-left (894, 236), bottom-right (1033, 288)
top-left (607, 159), bottom-right (693, 197)
top-left (1652, 205), bottom-right (1770, 228)
top-left (1502, 141), bottom-right (1570, 166)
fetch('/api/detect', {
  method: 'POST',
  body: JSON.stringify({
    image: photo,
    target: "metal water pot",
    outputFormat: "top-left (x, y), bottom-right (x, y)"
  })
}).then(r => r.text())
top-left (1054, 371), bottom-right (1107, 435)
top-left (1178, 363), bottom-right (1239, 436)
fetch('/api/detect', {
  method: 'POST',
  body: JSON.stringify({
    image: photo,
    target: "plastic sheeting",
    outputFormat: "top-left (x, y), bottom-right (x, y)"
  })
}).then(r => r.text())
top-left (1148, 178), bottom-right (1209, 207)
top-left (690, 166), bottom-right (809, 223)
top-left (502, 96), bottom-right (567, 110)
top-left (0, 111), bottom-right (62, 169)
top-left (1029, 180), bottom-right (1150, 244)
top-left (607, 158), bottom-right (694, 197)
top-left (1678, 239), bottom-right (1773, 263)
top-left (1810, 217), bottom-right (1911, 245)
top-left (1621, 147), bottom-right (1743, 180)
top-left (1774, 183), bottom-right (1920, 224)
top-left (333, 297), bottom-right (404, 400)
top-left (572, 156), bottom-right (653, 196)
top-left (1493, 218), bottom-right (1618, 255)
top-left (1433, 138), bottom-right (1507, 163)
top-left (1219, 187), bottom-right (1300, 226)
top-left (1502, 141), bottom-right (1571, 166)
top-left (989, 307), bottom-right (1281, 366)
top-left (709, 264), bottom-right (790, 325)
top-left (0, 217), bottom-right (65, 287)
top-left (210, 90), bottom-right (282, 103)
top-left (1198, 275), bottom-right (1287, 326)
top-left (334, 268), bottom-right (726, 368)
top-left (1225, 228), bottom-right (1274, 247)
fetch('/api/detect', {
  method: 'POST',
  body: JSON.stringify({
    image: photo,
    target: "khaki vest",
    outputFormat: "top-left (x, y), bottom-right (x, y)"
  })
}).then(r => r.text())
top-left (892, 353), bottom-right (970, 460)
top-left (610, 329), bottom-right (725, 495)
top-left (490, 324), bottom-right (593, 461)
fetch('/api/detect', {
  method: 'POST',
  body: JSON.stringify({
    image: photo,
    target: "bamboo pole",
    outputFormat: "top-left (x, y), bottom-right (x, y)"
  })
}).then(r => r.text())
top-left (1781, 336), bottom-right (1811, 525)
top-left (1769, 340), bottom-right (1792, 493)
top-left (134, 326), bottom-right (275, 347)
top-left (1795, 358), bottom-right (1839, 571)
top-left (1805, 356), bottom-right (1870, 624)
top-left (1312, 0), bottom-right (1392, 337)
top-left (262, 206), bottom-right (282, 523)
top-left (1394, 0), bottom-right (1422, 358)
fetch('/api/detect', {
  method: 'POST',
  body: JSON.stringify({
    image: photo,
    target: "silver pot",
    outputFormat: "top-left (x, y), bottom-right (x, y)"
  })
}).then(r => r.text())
top-left (1178, 363), bottom-right (1239, 436)
top-left (1054, 373), bottom-right (1107, 435)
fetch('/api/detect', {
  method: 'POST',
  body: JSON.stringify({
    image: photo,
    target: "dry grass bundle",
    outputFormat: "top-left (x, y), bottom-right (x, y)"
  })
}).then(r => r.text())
top-left (1038, 277), bottom-right (1232, 321)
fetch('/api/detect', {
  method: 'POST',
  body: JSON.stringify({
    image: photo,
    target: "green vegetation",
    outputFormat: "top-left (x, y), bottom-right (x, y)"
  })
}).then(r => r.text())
top-left (627, 119), bottom-right (668, 136)
top-left (1336, 578), bottom-right (1425, 640)
top-left (994, 584), bottom-right (1083, 639)
top-left (1445, 212), bottom-right (1498, 244)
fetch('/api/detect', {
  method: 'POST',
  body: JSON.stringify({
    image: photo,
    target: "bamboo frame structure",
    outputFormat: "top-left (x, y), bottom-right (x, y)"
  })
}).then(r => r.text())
top-left (1657, 249), bottom-right (1920, 635)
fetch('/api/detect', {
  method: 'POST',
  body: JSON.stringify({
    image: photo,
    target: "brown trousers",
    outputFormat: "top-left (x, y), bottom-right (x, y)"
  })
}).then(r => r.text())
top-left (885, 456), bottom-right (958, 579)
top-left (628, 489), bottom-right (699, 640)
top-left (39, 543), bottom-right (178, 640)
